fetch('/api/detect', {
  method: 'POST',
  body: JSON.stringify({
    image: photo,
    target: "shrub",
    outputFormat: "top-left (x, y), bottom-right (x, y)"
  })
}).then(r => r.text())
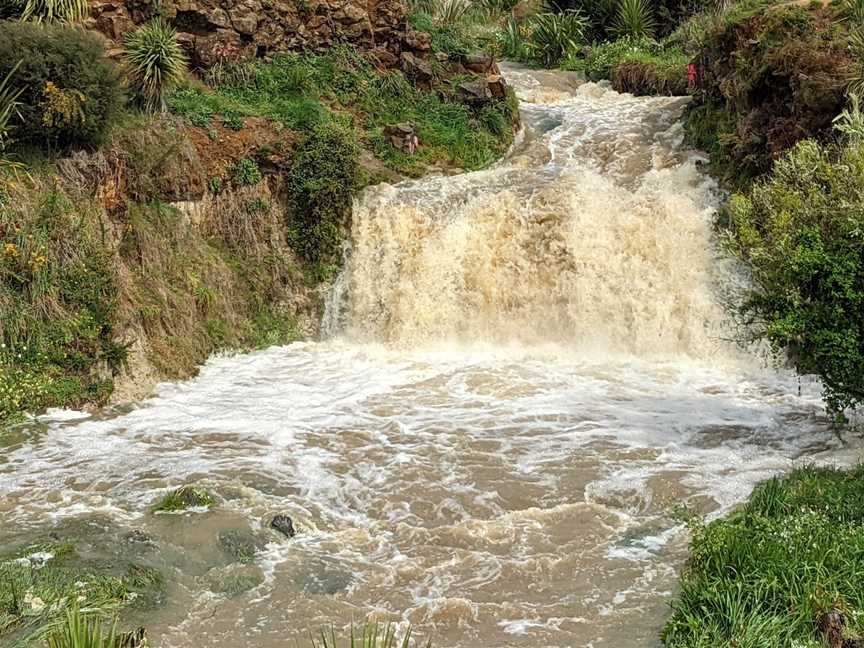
top-left (834, 92), bottom-right (864, 141)
top-left (0, 22), bottom-right (122, 149)
top-left (725, 139), bottom-right (864, 413)
top-left (230, 157), bottom-right (262, 186)
top-left (20, 0), bottom-right (87, 23)
top-left (285, 122), bottom-right (360, 262)
top-left (123, 19), bottom-right (188, 113)
top-left (580, 36), bottom-right (652, 80)
top-left (613, 0), bottom-right (655, 39)
top-left (527, 10), bottom-right (588, 66)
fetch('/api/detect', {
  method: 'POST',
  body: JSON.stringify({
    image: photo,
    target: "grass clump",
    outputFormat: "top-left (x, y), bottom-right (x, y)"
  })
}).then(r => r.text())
top-left (310, 622), bottom-right (432, 648)
top-left (45, 607), bottom-right (117, 648)
top-left (0, 541), bottom-right (163, 643)
top-left (19, 0), bottom-right (88, 23)
top-left (724, 138), bottom-right (864, 415)
top-left (663, 465), bottom-right (864, 647)
top-left (152, 485), bottom-right (215, 512)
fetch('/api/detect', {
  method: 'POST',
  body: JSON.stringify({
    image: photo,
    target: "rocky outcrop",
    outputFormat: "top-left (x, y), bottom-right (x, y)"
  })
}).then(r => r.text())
top-left (90, 0), bottom-right (424, 68)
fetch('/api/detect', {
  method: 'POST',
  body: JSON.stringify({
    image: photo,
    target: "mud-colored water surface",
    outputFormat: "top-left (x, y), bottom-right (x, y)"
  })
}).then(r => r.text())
top-left (1, 67), bottom-right (859, 648)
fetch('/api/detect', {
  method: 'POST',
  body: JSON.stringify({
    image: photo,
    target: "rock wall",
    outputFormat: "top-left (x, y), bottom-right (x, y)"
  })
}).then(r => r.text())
top-left (91, 0), bottom-right (421, 67)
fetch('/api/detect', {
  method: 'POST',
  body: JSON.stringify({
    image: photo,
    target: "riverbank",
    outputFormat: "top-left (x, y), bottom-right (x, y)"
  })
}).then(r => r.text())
top-left (0, 26), bottom-right (519, 428)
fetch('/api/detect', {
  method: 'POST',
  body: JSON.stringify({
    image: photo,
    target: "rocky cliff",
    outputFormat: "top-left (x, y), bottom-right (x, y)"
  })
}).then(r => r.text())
top-left (90, 0), bottom-right (420, 67)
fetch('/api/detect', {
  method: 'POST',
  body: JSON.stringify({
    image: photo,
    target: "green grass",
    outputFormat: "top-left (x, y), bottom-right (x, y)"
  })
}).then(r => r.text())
top-left (151, 485), bottom-right (215, 513)
top-left (0, 541), bottom-right (164, 645)
top-left (663, 465), bottom-right (864, 648)
top-left (168, 47), bottom-right (518, 175)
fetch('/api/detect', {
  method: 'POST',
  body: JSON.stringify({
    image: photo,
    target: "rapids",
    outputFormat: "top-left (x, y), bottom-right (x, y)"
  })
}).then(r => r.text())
top-left (1, 65), bottom-right (860, 648)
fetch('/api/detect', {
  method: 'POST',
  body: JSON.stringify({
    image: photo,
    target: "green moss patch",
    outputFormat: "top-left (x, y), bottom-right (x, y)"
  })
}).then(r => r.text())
top-left (152, 486), bottom-right (216, 513)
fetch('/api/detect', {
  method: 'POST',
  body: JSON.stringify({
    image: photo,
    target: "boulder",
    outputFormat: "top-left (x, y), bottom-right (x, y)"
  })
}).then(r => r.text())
top-left (270, 514), bottom-right (297, 539)
top-left (457, 79), bottom-right (492, 106)
top-left (369, 46), bottom-right (399, 70)
top-left (487, 74), bottom-right (507, 100)
top-left (400, 51), bottom-right (434, 88)
top-left (403, 28), bottom-right (431, 52)
top-left (462, 53), bottom-right (497, 74)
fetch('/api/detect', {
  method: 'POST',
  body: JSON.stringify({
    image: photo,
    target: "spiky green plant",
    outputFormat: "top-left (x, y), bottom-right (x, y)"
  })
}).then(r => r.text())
top-left (527, 10), bottom-right (587, 66)
top-left (436, 0), bottom-right (470, 24)
top-left (123, 19), bottom-right (188, 113)
top-left (45, 607), bottom-right (118, 648)
top-left (309, 622), bottom-right (431, 648)
top-left (498, 15), bottom-right (530, 61)
top-left (0, 60), bottom-right (24, 176)
top-left (613, 0), bottom-right (655, 39)
top-left (19, 0), bottom-right (87, 23)
top-left (834, 93), bottom-right (864, 140)
top-left (849, 28), bottom-right (864, 96)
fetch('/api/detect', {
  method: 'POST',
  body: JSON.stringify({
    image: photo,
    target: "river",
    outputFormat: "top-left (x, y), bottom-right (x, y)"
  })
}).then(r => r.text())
top-left (0, 66), bottom-right (859, 648)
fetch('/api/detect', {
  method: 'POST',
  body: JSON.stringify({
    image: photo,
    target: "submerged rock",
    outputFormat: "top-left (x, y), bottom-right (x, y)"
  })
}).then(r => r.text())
top-left (125, 529), bottom-right (156, 546)
top-left (207, 564), bottom-right (266, 597)
top-left (270, 514), bottom-right (297, 539)
top-left (152, 486), bottom-right (216, 513)
top-left (218, 529), bottom-right (266, 565)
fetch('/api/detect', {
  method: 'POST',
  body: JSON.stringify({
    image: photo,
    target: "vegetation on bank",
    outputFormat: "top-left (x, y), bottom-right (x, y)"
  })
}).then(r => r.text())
top-left (664, 466), bottom-right (864, 648)
top-left (0, 3), bottom-right (519, 427)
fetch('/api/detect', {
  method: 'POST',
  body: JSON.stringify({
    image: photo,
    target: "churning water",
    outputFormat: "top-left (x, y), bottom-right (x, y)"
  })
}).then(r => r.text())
top-left (1, 66), bottom-right (860, 647)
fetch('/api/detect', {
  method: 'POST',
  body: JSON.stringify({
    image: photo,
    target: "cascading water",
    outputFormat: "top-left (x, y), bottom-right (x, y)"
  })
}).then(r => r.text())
top-left (1, 66), bottom-right (859, 648)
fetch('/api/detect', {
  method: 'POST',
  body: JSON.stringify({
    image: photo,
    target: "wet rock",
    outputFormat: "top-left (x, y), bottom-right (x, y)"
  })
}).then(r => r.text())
top-left (384, 122), bottom-right (420, 155)
top-left (207, 564), bottom-right (265, 597)
top-left (270, 514), bottom-right (297, 539)
top-left (218, 529), bottom-right (266, 564)
top-left (294, 558), bottom-right (352, 595)
top-left (125, 529), bottom-right (156, 546)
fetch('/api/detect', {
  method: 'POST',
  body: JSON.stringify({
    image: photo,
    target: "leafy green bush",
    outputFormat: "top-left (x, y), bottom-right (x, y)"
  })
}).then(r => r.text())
top-left (725, 139), bottom-right (864, 413)
top-left (0, 21), bottom-right (122, 149)
top-left (123, 19), bottom-right (188, 112)
top-left (663, 465), bottom-right (864, 647)
top-left (285, 122), bottom-right (360, 262)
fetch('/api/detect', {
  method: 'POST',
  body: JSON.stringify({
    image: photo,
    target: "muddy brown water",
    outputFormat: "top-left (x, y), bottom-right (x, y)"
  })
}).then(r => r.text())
top-left (1, 66), bottom-right (861, 647)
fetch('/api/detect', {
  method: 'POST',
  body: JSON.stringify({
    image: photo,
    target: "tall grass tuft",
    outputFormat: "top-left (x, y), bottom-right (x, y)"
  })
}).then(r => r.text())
top-left (436, 0), bottom-right (471, 25)
top-left (309, 622), bottom-right (431, 648)
top-left (834, 92), bottom-right (864, 141)
top-left (613, 0), bottom-right (655, 39)
top-left (45, 607), bottom-right (117, 648)
top-left (20, 0), bottom-right (87, 23)
top-left (123, 19), bottom-right (188, 113)
top-left (0, 61), bottom-right (22, 156)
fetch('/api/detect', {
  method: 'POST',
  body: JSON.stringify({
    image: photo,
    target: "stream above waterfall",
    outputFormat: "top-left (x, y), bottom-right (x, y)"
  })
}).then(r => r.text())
top-left (1, 65), bottom-right (860, 648)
